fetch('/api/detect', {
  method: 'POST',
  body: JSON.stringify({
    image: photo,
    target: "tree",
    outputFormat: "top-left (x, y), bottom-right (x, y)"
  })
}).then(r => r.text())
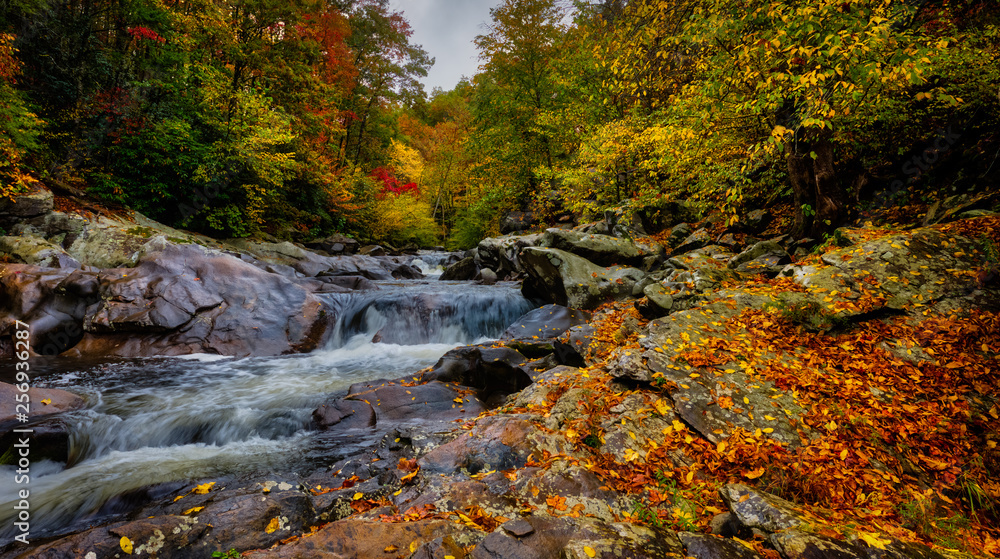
top-left (471, 0), bottom-right (566, 203)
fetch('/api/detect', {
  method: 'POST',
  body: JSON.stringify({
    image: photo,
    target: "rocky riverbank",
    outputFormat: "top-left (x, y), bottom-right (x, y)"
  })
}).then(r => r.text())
top-left (2, 189), bottom-right (999, 557)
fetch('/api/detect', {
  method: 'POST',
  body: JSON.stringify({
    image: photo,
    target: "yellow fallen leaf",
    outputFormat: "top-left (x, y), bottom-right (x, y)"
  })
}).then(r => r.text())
top-left (182, 506), bottom-right (204, 515)
top-left (653, 399), bottom-right (670, 416)
top-left (353, 492), bottom-right (364, 500)
top-left (193, 482), bottom-right (215, 494)
top-left (857, 531), bottom-right (891, 550)
top-left (410, 540), bottom-right (419, 552)
top-left (584, 545), bottom-right (597, 557)
top-left (385, 545), bottom-right (399, 552)
top-left (453, 397), bottom-right (464, 403)
top-left (40, 398), bottom-right (52, 405)
top-left (120, 536), bottom-right (133, 554)
top-left (265, 517), bottom-right (281, 534)
top-left (733, 536), bottom-right (755, 550)
top-left (744, 467), bottom-right (765, 480)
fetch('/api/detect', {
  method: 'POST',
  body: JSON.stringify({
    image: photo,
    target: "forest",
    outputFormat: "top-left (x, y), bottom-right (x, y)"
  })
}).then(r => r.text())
top-left (1, 0), bottom-right (998, 247)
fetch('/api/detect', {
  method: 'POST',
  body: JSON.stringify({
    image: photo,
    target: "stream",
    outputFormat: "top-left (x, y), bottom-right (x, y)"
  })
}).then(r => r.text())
top-left (0, 265), bottom-right (535, 541)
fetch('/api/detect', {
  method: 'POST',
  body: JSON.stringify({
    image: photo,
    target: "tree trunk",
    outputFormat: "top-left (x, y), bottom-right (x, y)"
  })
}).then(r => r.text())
top-left (809, 133), bottom-right (845, 239)
top-left (786, 151), bottom-right (814, 239)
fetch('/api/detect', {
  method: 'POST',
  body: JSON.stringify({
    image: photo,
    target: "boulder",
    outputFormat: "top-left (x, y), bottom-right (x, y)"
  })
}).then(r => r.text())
top-left (0, 382), bottom-right (85, 427)
top-left (358, 244), bottom-right (386, 256)
top-left (0, 186), bottom-right (54, 224)
top-left (640, 283), bottom-right (674, 317)
top-left (342, 380), bottom-right (486, 425)
top-left (665, 223), bottom-right (693, 248)
top-left (501, 210), bottom-right (535, 234)
top-left (520, 247), bottom-right (645, 309)
top-left (479, 268), bottom-right (498, 285)
top-left (477, 233), bottom-right (542, 279)
top-left (420, 345), bottom-right (532, 406)
top-left (0, 235), bottom-right (81, 268)
top-left (440, 256), bottom-right (479, 281)
top-left (538, 228), bottom-right (645, 267)
top-left (13, 241), bottom-right (334, 358)
top-left (0, 266), bottom-right (100, 356)
top-left (305, 233), bottom-right (359, 255)
top-left (673, 228), bottom-right (713, 254)
top-left (501, 304), bottom-right (591, 341)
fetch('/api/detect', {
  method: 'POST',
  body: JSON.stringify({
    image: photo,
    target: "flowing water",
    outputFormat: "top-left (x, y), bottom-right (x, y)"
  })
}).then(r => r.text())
top-left (0, 276), bottom-right (534, 541)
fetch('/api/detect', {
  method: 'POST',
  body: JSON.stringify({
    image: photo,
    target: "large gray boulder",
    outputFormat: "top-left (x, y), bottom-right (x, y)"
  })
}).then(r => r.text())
top-left (477, 233), bottom-right (542, 279)
top-left (538, 228), bottom-right (646, 267)
top-left (0, 240), bottom-right (334, 358)
top-left (520, 247), bottom-right (645, 309)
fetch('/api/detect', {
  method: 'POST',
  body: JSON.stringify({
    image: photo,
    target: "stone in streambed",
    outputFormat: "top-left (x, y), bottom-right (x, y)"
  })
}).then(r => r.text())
top-left (520, 247), bottom-right (645, 309)
top-left (420, 345), bottom-right (532, 406)
top-left (346, 380), bottom-right (486, 424)
top-left (501, 304), bottom-right (591, 341)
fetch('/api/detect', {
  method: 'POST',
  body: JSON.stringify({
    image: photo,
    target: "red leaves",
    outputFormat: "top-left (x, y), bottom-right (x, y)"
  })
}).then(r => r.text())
top-left (370, 167), bottom-right (419, 197)
top-left (127, 26), bottom-right (165, 44)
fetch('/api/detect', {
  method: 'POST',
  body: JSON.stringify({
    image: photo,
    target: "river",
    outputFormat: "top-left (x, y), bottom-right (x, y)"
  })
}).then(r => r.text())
top-left (0, 265), bottom-right (535, 542)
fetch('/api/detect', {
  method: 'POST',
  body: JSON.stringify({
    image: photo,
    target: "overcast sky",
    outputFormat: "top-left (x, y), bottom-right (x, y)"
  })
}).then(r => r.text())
top-left (389, 0), bottom-right (502, 93)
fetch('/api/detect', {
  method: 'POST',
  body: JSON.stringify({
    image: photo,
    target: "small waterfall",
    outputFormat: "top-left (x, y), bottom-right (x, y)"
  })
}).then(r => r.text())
top-left (325, 281), bottom-right (534, 346)
top-left (407, 251), bottom-right (462, 277)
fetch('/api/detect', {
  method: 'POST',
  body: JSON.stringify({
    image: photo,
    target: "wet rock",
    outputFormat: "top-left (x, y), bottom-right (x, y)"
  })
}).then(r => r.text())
top-left (62, 242), bottom-right (331, 358)
top-left (770, 530), bottom-right (866, 559)
top-left (11, 515), bottom-right (208, 559)
top-left (344, 380), bottom-right (486, 425)
top-left (479, 268), bottom-right (498, 285)
top-left (520, 247), bottom-right (645, 309)
top-left (720, 484), bottom-right (804, 533)
top-left (851, 537), bottom-right (948, 559)
top-left (0, 382), bottom-right (85, 426)
top-left (477, 233), bottom-right (542, 279)
top-left (312, 398), bottom-right (376, 429)
top-left (0, 415), bottom-right (73, 464)
top-left (501, 304), bottom-right (591, 341)
top-left (679, 532), bottom-right (763, 559)
top-left (0, 266), bottom-right (100, 356)
top-left (441, 256), bottom-right (479, 280)
top-left (315, 274), bottom-right (378, 291)
top-left (503, 519), bottom-right (535, 537)
top-left (421, 345), bottom-right (532, 405)
top-left (470, 516), bottom-right (684, 559)
top-left (538, 228), bottom-right (646, 267)
top-left (305, 233), bottom-right (359, 255)
top-left (191, 489), bottom-right (314, 553)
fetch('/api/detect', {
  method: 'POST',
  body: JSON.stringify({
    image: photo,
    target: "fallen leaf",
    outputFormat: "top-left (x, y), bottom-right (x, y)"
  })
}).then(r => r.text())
top-left (584, 545), bottom-right (597, 557)
top-left (120, 536), bottom-right (133, 554)
top-left (193, 482), bottom-right (215, 494)
top-left (265, 517), bottom-right (281, 534)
